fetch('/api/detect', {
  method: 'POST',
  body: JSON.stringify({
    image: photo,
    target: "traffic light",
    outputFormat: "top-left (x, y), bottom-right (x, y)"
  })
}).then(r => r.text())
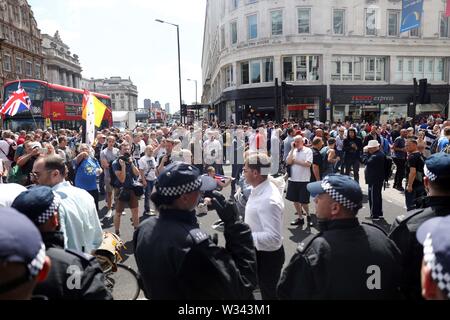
top-left (418, 79), bottom-right (431, 104)
top-left (181, 104), bottom-right (188, 116)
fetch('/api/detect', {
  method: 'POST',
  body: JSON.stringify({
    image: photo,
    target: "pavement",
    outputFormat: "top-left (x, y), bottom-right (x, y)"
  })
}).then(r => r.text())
top-left (98, 164), bottom-right (408, 299)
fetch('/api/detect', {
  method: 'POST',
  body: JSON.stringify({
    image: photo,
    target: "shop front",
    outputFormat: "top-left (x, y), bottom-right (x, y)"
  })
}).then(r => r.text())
top-left (331, 85), bottom-right (449, 123)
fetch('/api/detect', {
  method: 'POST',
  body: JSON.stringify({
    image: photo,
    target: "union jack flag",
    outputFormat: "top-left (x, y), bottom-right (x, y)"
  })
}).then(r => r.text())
top-left (0, 83), bottom-right (32, 116)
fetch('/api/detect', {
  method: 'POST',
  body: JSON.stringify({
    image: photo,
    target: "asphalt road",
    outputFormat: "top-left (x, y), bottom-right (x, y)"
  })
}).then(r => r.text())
top-left (98, 165), bottom-right (408, 299)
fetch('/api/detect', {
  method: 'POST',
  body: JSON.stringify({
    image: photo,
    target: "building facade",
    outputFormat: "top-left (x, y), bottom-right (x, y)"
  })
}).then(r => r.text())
top-left (202, 0), bottom-right (450, 124)
top-left (144, 98), bottom-right (151, 110)
top-left (42, 31), bottom-right (82, 88)
top-left (0, 0), bottom-right (44, 93)
top-left (82, 76), bottom-right (138, 112)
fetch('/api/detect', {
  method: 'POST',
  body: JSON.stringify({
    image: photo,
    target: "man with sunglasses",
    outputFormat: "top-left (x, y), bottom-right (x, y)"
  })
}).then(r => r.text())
top-left (32, 156), bottom-right (103, 253)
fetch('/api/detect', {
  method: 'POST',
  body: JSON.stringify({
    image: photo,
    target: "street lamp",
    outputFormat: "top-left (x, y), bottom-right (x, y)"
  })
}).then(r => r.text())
top-left (155, 19), bottom-right (182, 119)
top-left (187, 79), bottom-right (197, 105)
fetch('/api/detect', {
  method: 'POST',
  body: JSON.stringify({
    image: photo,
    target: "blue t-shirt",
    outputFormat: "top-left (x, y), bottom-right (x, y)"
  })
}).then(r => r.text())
top-left (74, 157), bottom-right (101, 191)
top-left (112, 159), bottom-right (139, 189)
top-left (438, 137), bottom-right (449, 152)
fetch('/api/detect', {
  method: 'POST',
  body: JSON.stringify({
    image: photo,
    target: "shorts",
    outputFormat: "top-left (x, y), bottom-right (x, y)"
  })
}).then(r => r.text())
top-left (104, 175), bottom-right (114, 193)
top-left (286, 181), bottom-right (310, 204)
top-left (114, 188), bottom-right (139, 212)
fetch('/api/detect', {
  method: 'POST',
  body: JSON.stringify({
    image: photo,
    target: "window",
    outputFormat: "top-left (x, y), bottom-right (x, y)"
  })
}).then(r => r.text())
top-left (220, 26), bottom-right (225, 50)
top-left (332, 56), bottom-right (386, 81)
top-left (410, 27), bottom-right (419, 37)
top-left (25, 61), bottom-right (32, 76)
top-left (263, 58), bottom-right (273, 82)
top-left (440, 12), bottom-right (449, 38)
top-left (15, 57), bottom-right (22, 74)
top-left (230, 21), bottom-right (237, 44)
top-left (333, 9), bottom-right (345, 35)
top-left (241, 62), bottom-right (249, 84)
top-left (283, 55), bottom-right (320, 81)
top-left (366, 8), bottom-right (377, 36)
top-left (296, 56), bottom-right (307, 80)
top-left (231, 0), bottom-right (239, 10)
top-left (250, 61), bottom-right (260, 83)
top-left (35, 64), bottom-right (41, 79)
top-left (247, 14), bottom-right (257, 39)
top-left (240, 58), bottom-right (273, 84)
top-left (298, 8), bottom-right (310, 34)
top-left (3, 54), bottom-right (11, 72)
top-left (388, 11), bottom-right (399, 36)
top-left (225, 65), bottom-right (234, 87)
top-left (283, 57), bottom-right (293, 81)
top-left (271, 10), bottom-right (283, 36)
top-left (395, 57), bottom-right (445, 81)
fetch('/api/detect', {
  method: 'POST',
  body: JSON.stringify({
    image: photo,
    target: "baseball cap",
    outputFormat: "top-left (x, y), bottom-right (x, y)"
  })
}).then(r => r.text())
top-left (12, 186), bottom-right (61, 226)
top-left (307, 174), bottom-right (363, 212)
top-left (416, 216), bottom-right (450, 299)
top-left (155, 162), bottom-right (202, 200)
top-left (0, 208), bottom-right (46, 293)
top-left (424, 153), bottom-right (450, 182)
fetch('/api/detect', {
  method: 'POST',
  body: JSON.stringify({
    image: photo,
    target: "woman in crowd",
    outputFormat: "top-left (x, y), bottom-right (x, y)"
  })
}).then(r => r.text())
top-left (73, 143), bottom-right (103, 212)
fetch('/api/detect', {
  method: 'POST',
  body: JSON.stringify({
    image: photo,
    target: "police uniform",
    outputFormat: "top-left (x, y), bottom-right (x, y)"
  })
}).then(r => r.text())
top-left (416, 215), bottom-right (450, 300)
top-left (133, 162), bottom-right (257, 300)
top-left (389, 153), bottom-right (450, 300)
top-left (12, 186), bottom-right (112, 300)
top-left (277, 175), bottom-right (402, 300)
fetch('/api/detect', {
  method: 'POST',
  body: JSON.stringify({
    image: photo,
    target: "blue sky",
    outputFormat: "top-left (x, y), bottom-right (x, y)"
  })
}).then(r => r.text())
top-left (29, 0), bottom-right (207, 112)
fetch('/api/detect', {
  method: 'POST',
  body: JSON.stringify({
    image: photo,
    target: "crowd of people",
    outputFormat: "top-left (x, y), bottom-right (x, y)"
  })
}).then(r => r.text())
top-left (1, 115), bottom-right (450, 301)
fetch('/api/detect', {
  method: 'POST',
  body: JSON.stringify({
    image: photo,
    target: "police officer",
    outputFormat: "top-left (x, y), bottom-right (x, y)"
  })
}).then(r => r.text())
top-left (133, 162), bottom-right (257, 300)
top-left (389, 153), bottom-right (450, 300)
top-left (12, 186), bottom-right (112, 300)
top-left (416, 215), bottom-right (450, 300)
top-left (277, 174), bottom-right (402, 300)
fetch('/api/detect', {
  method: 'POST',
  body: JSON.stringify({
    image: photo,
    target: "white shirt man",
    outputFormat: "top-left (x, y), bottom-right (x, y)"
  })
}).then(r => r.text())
top-left (286, 136), bottom-right (314, 227)
top-left (243, 153), bottom-right (284, 300)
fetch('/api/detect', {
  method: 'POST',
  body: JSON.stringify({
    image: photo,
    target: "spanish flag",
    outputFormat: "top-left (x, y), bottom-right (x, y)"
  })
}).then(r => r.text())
top-left (82, 90), bottom-right (107, 128)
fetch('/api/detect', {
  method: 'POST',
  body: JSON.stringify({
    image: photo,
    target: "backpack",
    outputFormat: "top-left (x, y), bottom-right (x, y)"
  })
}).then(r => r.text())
top-left (320, 146), bottom-right (329, 174)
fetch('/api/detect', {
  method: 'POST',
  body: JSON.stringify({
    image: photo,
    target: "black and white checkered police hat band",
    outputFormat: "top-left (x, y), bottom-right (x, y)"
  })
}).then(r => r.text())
top-left (424, 165), bottom-right (438, 182)
top-left (423, 233), bottom-right (450, 299)
top-left (157, 178), bottom-right (202, 197)
top-left (28, 243), bottom-right (46, 277)
top-left (321, 180), bottom-right (359, 211)
top-left (38, 192), bottom-right (61, 225)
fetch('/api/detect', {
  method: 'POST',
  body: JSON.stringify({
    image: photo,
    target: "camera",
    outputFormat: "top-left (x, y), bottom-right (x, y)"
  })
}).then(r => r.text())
top-left (119, 153), bottom-right (131, 162)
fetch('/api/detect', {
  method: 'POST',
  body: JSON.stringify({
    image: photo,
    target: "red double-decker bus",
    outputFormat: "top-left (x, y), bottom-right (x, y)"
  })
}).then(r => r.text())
top-left (1, 79), bottom-right (112, 131)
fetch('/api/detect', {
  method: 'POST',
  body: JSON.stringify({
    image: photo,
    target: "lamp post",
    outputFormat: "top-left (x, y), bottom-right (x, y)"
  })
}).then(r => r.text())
top-left (155, 19), bottom-right (182, 119)
top-left (187, 79), bottom-right (197, 105)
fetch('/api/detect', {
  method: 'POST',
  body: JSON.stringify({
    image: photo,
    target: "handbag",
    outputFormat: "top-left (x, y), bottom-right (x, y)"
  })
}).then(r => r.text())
top-left (132, 182), bottom-right (144, 197)
top-left (118, 187), bottom-right (131, 202)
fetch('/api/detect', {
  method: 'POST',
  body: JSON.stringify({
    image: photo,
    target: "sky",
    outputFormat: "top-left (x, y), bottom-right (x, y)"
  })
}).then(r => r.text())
top-left (28, 0), bottom-right (207, 113)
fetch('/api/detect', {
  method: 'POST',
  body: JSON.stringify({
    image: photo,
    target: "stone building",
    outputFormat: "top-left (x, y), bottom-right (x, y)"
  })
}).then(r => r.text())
top-left (82, 76), bottom-right (138, 111)
top-left (0, 0), bottom-right (44, 92)
top-left (42, 31), bottom-right (82, 88)
top-left (202, 0), bottom-right (450, 123)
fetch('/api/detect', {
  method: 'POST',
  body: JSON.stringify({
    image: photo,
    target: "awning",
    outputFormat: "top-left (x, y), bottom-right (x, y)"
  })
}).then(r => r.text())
top-left (288, 104), bottom-right (316, 111)
top-left (417, 103), bottom-right (445, 113)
